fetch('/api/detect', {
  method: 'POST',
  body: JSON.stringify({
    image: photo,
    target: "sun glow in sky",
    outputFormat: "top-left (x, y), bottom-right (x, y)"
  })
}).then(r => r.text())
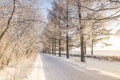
top-left (96, 36), bottom-right (120, 50)
top-left (96, 21), bottom-right (120, 50)
top-left (108, 37), bottom-right (120, 50)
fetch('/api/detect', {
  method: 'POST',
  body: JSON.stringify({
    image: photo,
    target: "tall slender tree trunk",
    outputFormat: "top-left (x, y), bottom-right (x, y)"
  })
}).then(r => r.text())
top-left (54, 38), bottom-right (56, 56)
top-left (59, 32), bottom-right (61, 57)
top-left (66, 33), bottom-right (69, 58)
top-left (84, 40), bottom-right (86, 55)
top-left (66, 1), bottom-right (69, 59)
top-left (91, 28), bottom-right (94, 55)
top-left (53, 22), bottom-right (56, 56)
top-left (52, 41), bottom-right (54, 55)
top-left (78, 0), bottom-right (85, 62)
top-left (80, 35), bottom-right (85, 62)
top-left (91, 39), bottom-right (94, 55)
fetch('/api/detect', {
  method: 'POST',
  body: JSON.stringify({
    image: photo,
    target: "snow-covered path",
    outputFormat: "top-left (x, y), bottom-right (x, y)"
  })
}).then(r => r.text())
top-left (26, 54), bottom-right (45, 80)
top-left (39, 53), bottom-right (119, 80)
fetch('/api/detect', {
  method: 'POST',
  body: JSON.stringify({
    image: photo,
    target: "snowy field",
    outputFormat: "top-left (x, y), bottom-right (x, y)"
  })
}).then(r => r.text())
top-left (69, 50), bottom-right (120, 56)
top-left (24, 53), bottom-right (120, 80)
top-left (35, 54), bottom-right (120, 80)
top-left (60, 55), bottom-right (120, 79)
top-left (1, 53), bottom-right (120, 80)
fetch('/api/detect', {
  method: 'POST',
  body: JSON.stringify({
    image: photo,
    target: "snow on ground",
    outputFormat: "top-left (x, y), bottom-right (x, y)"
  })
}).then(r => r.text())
top-left (0, 54), bottom-right (46, 80)
top-left (40, 54), bottom-right (120, 80)
top-left (25, 54), bottom-right (46, 80)
top-left (25, 53), bottom-right (120, 80)
top-left (26, 52), bottom-right (120, 80)
top-left (0, 64), bottom-right (31, 80)
top-left (60, 55), bottom-right (120, 79)
top-left (0, 55), bottom-right (36, 80)
top-left (27, 53), bottom-right (120, 79)
top-left (1, 53), bottom-right (119, 80)
top-left (70, 51), bottom-right (120, 56)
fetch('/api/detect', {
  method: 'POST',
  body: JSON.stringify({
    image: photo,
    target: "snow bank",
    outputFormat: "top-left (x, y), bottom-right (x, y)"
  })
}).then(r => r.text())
top-left (25, 54), bottom-right (46, 80)
top-left (59, 55), bottom-right (120, 79)
top-left (0, 54), bottom-right (36, 80)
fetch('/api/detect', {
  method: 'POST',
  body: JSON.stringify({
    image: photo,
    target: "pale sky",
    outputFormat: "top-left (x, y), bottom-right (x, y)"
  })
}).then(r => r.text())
top-left (40, 0), bottom-right (53, 19)
top-left (96, 36), bottom-right (120, 50)
top-left (99, 21), bottom-right (120, 50)
top-left (96, 26), bottom-right (120, 50)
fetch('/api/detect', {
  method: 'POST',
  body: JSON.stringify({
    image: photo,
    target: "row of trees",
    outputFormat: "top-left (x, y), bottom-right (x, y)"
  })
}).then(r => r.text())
top-left (42, 0), bottom-right (120, 62)
top-left (0, 0), bottom-right (44, 69)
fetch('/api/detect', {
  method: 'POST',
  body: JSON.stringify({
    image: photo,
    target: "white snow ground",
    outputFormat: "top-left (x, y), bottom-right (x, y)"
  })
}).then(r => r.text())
top-left (60, 55), bottom-right (120, 79)
top-left (1, 53), bottom-right (119, 80)
top-left (26, 53), bottom-right (120, 80)
top-left (41, 53), bottom-right (120, 80)
top-left (70, 51), bottom-right (120, 56)
top-left (23, 53), bottom-right (120, 80)
top-left (0, 56), bottom-right (36, 80)
top-left (25, 54), bottom-right (46, 80)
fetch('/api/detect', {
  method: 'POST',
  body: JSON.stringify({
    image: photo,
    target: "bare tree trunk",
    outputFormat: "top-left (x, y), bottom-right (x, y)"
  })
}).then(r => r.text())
top-left (80, 35), bottom-right (85, 62)
top-left (54, 38), bottom-right (56, 56)
top-left (53, 23), bottom-right (56, 56)
top-left (91, 39), bottom-right (94, 55)
top-left (91, 28), bottom-right (94, 55)
top-left (84, 40), bottom-right (86, 55)
top-left (59, 32), bottom-right (61, 57)
top-left (78, 0), bottom-right (85, 62)
top-left (52, 41), bottom-right (54, 55)
top-left (65, 0), bottom-right (69, 59)
top-left (66, 33), bottom-right (69, 58)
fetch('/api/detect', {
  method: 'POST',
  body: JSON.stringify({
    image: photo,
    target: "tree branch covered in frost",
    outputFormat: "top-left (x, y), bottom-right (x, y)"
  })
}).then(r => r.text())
top-left (0, 0), bottom-right (45, 69)
top-left (0, 0), bottom-right (16, 41)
